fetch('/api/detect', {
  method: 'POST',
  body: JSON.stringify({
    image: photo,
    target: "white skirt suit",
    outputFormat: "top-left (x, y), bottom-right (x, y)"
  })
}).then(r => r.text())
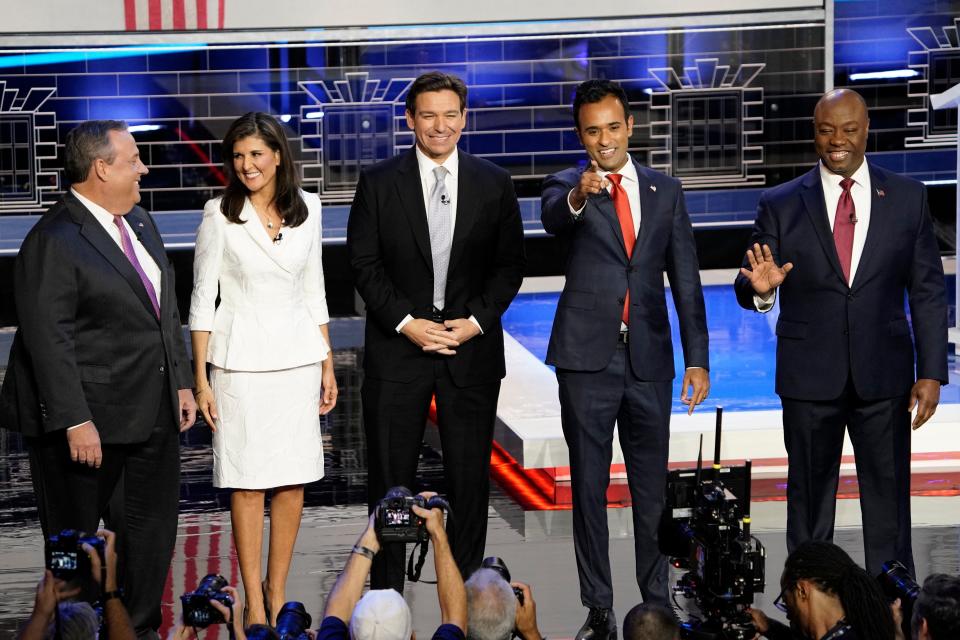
top-left (189, 191), bottom-right (330, 489)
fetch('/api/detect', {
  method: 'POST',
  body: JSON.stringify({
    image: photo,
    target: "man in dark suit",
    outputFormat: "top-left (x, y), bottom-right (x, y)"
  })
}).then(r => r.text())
top-left (0, 120), bottom-right (197, 639)
top-left (347, 72), bottom-right (525, 592)
top-left (541, 79), bottom-right (710, 640)
top-left (734, 88), bottom-right (948, 576)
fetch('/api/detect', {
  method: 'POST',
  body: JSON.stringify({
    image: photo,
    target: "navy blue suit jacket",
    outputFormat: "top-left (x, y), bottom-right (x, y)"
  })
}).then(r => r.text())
top-left (733, 163), bottom-right (948, 401)
top-left (541, 159), bottom-right (709, 379)
top-left (347, 148), bottom-right (526, 386)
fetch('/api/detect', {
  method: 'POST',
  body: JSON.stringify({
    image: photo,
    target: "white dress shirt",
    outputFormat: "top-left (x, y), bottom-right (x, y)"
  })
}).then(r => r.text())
top-left (72, 188), bottom-right (162, 301)
top-left (395, 147), bottom-right (482, 334)
top-left (755, 159), bottom-right (872, 311)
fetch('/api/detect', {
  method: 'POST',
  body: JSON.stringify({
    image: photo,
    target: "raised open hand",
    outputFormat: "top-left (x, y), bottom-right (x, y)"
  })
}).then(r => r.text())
top-left (739, 243), bottom-right (793, 297)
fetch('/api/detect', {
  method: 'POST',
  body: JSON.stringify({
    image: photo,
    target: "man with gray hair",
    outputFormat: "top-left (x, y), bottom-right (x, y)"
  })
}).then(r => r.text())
top-left (465, 569), bottom-right (516, 640)
top-left (0, 120), bottom-right (196, 639)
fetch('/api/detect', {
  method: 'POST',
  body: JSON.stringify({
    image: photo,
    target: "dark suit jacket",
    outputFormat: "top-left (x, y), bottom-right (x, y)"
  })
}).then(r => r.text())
top-left (0, 192), bottom-right (192, 443)
top-left (733, 163), bottom-right (948, 401)
top-left (347, 148), bottom-right (525, 387)
top-left (541, 159), bottom-right (709, 378)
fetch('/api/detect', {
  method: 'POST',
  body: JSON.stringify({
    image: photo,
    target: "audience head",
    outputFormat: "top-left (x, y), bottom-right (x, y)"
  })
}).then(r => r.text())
top-left (623, 603), bottom-right (679, 640)
top-left (779, 541), bottom-right (894, 639)
top-left (245, 624), bottom-right (282, 640)
top-left (349, 589), bottom-right (413, 640)
top-left (912, 573), bottom-right (960, 640)
top-left (465, 568), bottom-right (517, 640)
top-left (43, 601), bottom-right (99, 640)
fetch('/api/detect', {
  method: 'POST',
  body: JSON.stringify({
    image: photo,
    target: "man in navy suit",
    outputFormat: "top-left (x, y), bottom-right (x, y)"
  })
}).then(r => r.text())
top-left (541, 79), bottom-right (710, 640)
top-left (0, 120), bottom-right (197, 639)
top-left (348, 72), bottom-right (525, 592)
top-left (734, 88), bottom-right (948, 576)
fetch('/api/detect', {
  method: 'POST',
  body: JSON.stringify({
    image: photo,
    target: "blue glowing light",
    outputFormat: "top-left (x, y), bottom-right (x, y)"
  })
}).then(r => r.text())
top-left (849, 69), bottom-right (920, 81)
top-left (0, 44), bottom-right (207, 70)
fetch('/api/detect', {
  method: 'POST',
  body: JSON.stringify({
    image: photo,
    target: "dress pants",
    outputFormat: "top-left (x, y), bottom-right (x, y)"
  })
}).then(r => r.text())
top-left (781, 379), bottom-right (914, 577)
top-left (363, 358), bottom-right (500, 592)
top-left (27, 385), bottom-right (180, 640)
top-left (557, 343), bottom-right (672, 609)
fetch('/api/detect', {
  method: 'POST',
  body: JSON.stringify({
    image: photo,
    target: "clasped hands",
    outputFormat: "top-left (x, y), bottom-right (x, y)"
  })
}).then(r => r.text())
top-left (401, 318), bottom-right (480, 356)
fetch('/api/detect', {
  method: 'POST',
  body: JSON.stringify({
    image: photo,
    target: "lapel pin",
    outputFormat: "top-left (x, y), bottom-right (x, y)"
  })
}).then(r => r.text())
top-left (650, 185), bottom-right (657, 192)
top-left (876, 188), bottom-right (885, 198)
top-left (138, 222), bottom-right (144, 227)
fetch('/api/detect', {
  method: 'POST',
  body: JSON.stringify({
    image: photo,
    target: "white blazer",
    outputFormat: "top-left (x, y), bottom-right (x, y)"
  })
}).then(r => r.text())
top-left (189, 191), bottom-right (330, 371)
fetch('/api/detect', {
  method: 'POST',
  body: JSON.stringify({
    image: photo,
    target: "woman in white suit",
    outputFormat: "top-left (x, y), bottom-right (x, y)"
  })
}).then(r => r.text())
top-left (189, 112), bottom-right (337, 626)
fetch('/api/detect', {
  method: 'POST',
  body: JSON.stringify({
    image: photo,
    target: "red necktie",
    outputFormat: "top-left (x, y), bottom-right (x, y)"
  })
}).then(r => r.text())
top-left (833, 177), bottom-right (856, 284)
top-left (607, 173), bottom-right (635, 324)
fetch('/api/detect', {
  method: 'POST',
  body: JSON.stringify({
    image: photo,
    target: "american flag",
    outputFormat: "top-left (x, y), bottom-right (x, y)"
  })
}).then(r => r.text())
top-left (124, 0), bottom-right (226, 31)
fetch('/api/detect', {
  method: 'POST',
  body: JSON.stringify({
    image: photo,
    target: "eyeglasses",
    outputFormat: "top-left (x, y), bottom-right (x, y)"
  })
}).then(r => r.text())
top-left (773, 590), bottom-right (788, 613)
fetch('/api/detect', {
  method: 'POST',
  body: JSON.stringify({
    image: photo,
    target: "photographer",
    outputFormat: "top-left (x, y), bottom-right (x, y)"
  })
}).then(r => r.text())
top-left (622, 604), bottom-right (679, 640)
top-left (166, 584), bottom-right (244, 640)
top-left (912, 573), bottom-right (960, 640)
top-left (19, 529), bottom-right (136, 640)
top-left (319, 490), bottom-right (467, 640)
top-left (465, 569), bottom-right (515, 640)
top-left (749, 541), bottom-right (895, 640)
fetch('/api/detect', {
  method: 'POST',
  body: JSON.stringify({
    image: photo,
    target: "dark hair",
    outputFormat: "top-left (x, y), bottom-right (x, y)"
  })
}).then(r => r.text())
top-left (63, 120), bottom-right (129, 185)
top-left (220, 112), bottom-right (307, 228)
top-left (405, 71), bottom-right (467, 115)
top-left (623, 603), bottom-right (679, 640)
top-left (781, 542), bottom-right (894, 639)
top-left (913, 573), bottom-right (960, 640)
top-left (572, 79), bottom-right (631, 130)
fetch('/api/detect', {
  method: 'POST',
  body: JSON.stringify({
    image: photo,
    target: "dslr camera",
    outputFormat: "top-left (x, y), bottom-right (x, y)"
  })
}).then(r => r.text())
top-left (181, 574), bottom-right (234, 628)
top-left (877, 560), bottom-right (920, 640)
top-left (275, 601), bottom-right (313, 640)
top-left (375, 486), bottom-right (449, 543)
top-left (46, 529), bottom-right (106, 581)
top-left (481, 556), bottom-right (525, 606)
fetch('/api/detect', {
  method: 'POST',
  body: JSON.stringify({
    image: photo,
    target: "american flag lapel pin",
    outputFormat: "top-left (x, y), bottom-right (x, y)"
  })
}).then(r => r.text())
top-left (138, 222), bottom-right (144, 228)
top-left (650, 185), bottom-right (657, 192)
top-left (876, 188), bottom-right (885, 198)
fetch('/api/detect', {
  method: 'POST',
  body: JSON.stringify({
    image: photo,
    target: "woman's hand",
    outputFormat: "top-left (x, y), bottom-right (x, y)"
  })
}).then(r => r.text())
top-left (319, 363), bottom-right (338, 415)
top-left (194, 386), bottom-right (219, 431)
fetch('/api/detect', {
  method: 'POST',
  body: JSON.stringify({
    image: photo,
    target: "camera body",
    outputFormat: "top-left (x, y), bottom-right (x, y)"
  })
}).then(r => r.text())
top-left (375, 486), bottom-right (449, 543)
top-left (660, 460), bottom-right (765, 640)
top-left (481, 556), bottom-right (525, 606)
top-left (275, 601), bottom-right (313, 640)
top-left (181, 574), bottom-right (234, 628)
top-left (878, 560), bottom-right (920, 640)
top-left (46, 529), bottom-right (105, 581)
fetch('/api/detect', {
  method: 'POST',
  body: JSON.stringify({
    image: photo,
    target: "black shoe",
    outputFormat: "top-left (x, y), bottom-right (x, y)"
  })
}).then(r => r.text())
top-left (575, 607), bottom-right (617, 640)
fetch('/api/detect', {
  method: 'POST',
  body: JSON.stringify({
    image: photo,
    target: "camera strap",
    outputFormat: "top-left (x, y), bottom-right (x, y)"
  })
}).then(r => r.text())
top-left (406, 540), bottom-right (433, 583)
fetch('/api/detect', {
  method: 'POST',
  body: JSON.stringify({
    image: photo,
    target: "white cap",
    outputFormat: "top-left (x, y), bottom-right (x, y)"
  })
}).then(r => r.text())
top-left (349, 589), bottom-right (413, 640)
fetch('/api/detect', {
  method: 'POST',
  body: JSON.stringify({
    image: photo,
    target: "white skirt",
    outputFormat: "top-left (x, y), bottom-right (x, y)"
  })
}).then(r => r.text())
top-left (209, 362), bottom-right (325, 489)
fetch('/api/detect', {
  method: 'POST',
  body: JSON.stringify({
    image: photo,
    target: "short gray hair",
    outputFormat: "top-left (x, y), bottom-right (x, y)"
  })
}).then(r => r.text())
top-left (63, 119), bottom-right (128, 184)
top-left (44, 601), bottom-right (99, 640)
top-left (466, 569), bottom-right (517, 640)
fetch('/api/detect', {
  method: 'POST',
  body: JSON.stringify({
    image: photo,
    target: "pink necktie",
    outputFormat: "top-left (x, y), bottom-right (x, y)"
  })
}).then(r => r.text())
top-left (833, 177), bottom-right (856, 284)
top-left (113, 216), bottom-right (160, 319)
top-left (607, 173), bottom-right (635, 324)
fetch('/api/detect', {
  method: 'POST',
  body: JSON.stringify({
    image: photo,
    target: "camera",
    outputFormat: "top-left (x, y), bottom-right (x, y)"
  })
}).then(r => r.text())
top-left (46, 529), bottom-right (105, 581)
top-left (375, 486), bottom-right (449, 543)
top-left (659, 409), bottom-right (766, 640)
top-left (275, 601), bottom-right (313, 640)
top-left (181, 574), bottom-right (234, 628)
top-left (481, 556), bottom-right (525, 606)
top-left (877, 560), bottom-right (920, 640)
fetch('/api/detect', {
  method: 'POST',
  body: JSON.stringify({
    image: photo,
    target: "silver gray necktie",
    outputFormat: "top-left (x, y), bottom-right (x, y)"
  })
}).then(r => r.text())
top-left (427, 165), bottom-right (452, 310)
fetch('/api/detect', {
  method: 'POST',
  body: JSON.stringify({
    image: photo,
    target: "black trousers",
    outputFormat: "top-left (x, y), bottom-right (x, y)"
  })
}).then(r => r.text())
top-left (781, 381), bottom-right (914, 577)
top-left (363, 360), bottom-right (500, 592)
top-left (27, 390), bottom-right (180, 639)
top-left (557, 343), bottom-right (672, 609)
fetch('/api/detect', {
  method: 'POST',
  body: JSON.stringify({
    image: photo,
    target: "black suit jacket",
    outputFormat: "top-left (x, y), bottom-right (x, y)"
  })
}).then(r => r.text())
top-left (541, 159), bottom-right (709, 378)
top-left (347, 148), bottom-right (525, 386)
top-left (0, 192), bottom-right (192, 442)
top-left (733, 163), bottom-right (948, 401)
